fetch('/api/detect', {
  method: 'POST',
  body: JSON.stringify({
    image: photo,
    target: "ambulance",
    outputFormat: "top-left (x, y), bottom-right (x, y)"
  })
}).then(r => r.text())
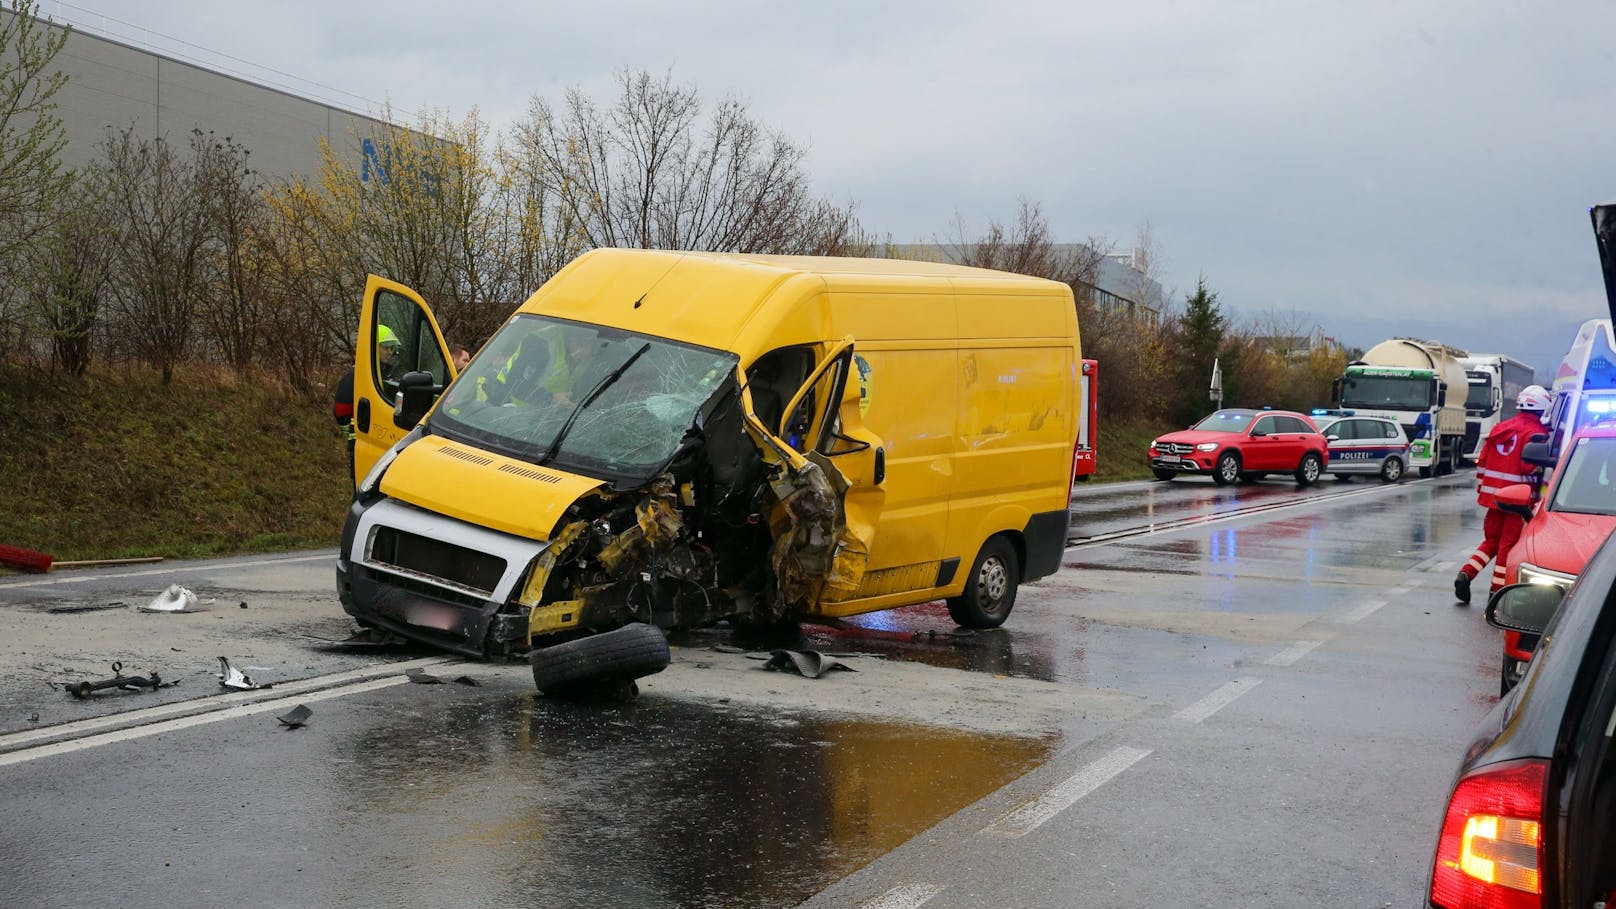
top-left (1546, 318), bottom-right (1616, 460)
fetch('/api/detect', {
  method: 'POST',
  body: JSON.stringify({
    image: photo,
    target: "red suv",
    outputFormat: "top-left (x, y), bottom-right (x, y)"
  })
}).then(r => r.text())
top-left (1148, 408), bottom-right (1328, 486)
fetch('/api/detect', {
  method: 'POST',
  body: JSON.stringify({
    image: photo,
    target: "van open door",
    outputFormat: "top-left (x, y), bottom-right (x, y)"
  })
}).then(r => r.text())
top-left (353, 275), bottom-right (455, 483)
top-left (742, 339), bottom-right (886, 609)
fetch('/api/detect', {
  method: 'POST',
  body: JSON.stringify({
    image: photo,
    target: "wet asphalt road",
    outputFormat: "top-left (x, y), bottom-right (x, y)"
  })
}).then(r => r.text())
top-left (0, 471), bottom-right (1497, 908)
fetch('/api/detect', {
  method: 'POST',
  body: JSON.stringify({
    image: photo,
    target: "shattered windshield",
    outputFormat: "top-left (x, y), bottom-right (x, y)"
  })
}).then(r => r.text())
top-left (1340, 375), bottom-right (1434, 411)
top-left (430, 314), bottom-right (738, 480)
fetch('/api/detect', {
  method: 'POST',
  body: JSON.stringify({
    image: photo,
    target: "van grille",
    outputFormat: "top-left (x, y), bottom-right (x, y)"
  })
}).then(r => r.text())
top-left (498, 463), bottom-right (563, 484)
top-left (370, 527), bottom-right (506, 596)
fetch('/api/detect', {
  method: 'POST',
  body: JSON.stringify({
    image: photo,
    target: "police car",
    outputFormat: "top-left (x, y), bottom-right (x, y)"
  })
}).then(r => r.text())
top-left (1312, 411), bottom-right (1411, 482)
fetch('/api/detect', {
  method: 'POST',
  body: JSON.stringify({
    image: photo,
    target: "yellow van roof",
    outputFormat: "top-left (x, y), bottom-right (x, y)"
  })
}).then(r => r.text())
top-left (518, 248), bottom-right (1069, 351)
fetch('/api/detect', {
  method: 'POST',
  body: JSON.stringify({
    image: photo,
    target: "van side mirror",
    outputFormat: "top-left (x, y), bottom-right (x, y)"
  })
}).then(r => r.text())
top-left (1495, 483), bottom-right (1536, 520)
top-left (1435, 380), bottom-right (1446, 408)
top-left (1486, 582), bottom-right (1565, 635)
top-left (1522, 434), bottom-right (1555, 469)
top-left (394, 370), bottom-right (442, 429)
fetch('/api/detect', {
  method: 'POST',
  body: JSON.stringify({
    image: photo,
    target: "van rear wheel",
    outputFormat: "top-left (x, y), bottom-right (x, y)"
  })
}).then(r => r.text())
top-left (947, 536), bottom-right (1020, 629)
top-left (529, 622), bottom-right (670, 694)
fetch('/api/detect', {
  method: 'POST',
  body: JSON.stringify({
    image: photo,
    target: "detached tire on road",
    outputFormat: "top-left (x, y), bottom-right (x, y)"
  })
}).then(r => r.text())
top-left (529, 623), bottom-right (670, 694)
top-left (1294, 452), bottom-right (1323, 487)
top-left (1212, 451), bottom-right (1241, 486)
top-left (948, 536), bottom-right (1020, 629)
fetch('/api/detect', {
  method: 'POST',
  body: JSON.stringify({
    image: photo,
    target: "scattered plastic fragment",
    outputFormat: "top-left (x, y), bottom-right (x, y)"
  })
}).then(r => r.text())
top-left (276, 704), bottom-right (311, 729)
top-left (406, 669), bottom-right (444, 685)
top-left (452, 675), bottom-right (481, 687)
top-left (216, 656), bottom-right (270, 690)
top-left (761, 649), bottom-right (857, 679)
top-left (142, 585), bottom-right (197, 613)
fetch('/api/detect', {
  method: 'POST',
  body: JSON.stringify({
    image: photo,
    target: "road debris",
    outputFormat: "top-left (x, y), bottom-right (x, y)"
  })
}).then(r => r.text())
top-left (302, 628), bottom-right (410, 649)
top-left (761, 649), bottom-right (857, 679)
top-left (49, 556), bottom-right (164, 571)
top-left (406, 669), bottom-right (444, 685)
top-left (452, 675), bottom-right (481, 687)
top-left (64, 661), bottom-right (167, 699)
top-left (46, 601), bottom-right (128, 615)
top-left (276, 704), bottom-right (311, 729)
top-left (0, 543), bottom-right (53, 573)
top-left (141, 584), bottom-right (197, 613)
top-left (216, 657), bottom-right (270, 690)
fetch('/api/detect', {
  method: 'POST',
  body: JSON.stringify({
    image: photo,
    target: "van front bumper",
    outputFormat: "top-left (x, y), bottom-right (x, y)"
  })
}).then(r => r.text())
top-left (337, 496), bottom-right (550, 658)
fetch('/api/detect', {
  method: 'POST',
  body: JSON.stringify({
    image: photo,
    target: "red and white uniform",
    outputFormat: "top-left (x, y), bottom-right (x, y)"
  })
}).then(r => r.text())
top-left (1461, 412), bottom-right (1547, 591)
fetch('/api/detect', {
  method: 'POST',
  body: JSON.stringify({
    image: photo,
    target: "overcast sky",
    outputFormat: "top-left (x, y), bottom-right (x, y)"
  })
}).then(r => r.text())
top-left (49, 0), bottom-right (1616, 380)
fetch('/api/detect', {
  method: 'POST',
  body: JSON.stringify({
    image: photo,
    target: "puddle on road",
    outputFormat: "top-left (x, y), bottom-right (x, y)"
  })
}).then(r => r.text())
top-left (317, 691), bottom-right (1054, 909)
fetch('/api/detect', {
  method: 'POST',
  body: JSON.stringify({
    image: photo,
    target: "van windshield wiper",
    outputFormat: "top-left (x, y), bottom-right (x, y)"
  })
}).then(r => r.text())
top-left (537, 343), bottom-right (651, 467)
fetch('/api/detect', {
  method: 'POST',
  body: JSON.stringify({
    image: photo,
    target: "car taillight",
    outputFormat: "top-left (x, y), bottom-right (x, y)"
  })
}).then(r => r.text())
top-left (1430, 759), bottom-right (1547, 909)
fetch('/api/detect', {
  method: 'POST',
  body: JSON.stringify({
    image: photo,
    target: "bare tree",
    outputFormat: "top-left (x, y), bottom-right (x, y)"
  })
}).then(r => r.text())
top-left (514, 68), bottom-right (859, 255)
top-left (0, 0), bottom-right (71, 262)
top-left (18, 175), bottom-right (113, 376)
top-left (938, 198), bottom-right (1104, 285)
top-left (99, 128), bottom-right (214, 384)
top-left (195, 131), bottom-right (265, 376)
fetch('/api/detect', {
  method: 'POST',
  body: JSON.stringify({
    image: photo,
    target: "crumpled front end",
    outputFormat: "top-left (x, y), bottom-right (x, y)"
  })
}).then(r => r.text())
top-left (338, 496), bottom-right (552, 658)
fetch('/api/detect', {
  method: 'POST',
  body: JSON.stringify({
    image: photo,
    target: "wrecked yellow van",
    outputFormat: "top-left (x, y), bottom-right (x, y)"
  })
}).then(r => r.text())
top-left (336, 250), bottom-right (1080, 686)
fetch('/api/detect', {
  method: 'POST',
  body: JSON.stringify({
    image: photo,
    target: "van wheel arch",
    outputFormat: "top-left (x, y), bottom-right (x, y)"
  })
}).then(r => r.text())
top-left (947, 534), bottom-right (1021, 629)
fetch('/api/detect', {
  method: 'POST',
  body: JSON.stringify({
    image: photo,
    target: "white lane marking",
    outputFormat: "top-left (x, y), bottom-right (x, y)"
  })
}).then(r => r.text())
top-left (0, 552), bottom-right (334, 589)
top-left (0, 676), bottom-right (409, 768)
top-left (1335, 599), bottom-right (1388, 625)
top-left (859, 883), bottom-right (946, 909)
top-left (1065, 482), bottom-right (1413, 551)
top-left (983, 746), bottom-right (1152, 837)
top-left (1173, 678), bottom-right (1260, 724)
top-left (1265, 640), bottom-right (1325, 667)
top-left (0, 657), bottom-right (453, 752)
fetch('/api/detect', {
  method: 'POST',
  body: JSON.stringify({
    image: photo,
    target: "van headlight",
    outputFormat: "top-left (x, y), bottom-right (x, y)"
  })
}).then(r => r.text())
top-left (358, 426), bottom-right (424, 496)
top-left (1518, 562), bottom-right (1576, 591)
top-left (1196, 442), bottom-right (1218, 451)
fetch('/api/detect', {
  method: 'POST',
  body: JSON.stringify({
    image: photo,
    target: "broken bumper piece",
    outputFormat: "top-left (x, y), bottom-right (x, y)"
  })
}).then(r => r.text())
top-left (338, 497), bottom-right (551, 658)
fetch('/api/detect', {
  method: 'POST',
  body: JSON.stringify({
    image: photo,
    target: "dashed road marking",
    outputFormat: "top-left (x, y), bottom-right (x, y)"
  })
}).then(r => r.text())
top-left (983, 746), bottom-right (1152, 838)
top-left (1335, 598), bottom-right (1388, 625)
top-left (1173, 678), bottom-right (1261, 724)
top-left (859, 883), bottom-right (946, 909)
top-left (1265, 640), bottom-right (1325, 667)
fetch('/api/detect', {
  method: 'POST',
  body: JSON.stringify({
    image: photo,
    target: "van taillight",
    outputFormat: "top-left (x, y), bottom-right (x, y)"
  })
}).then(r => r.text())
top-left (1430, 759), bottom-right (1547, 909)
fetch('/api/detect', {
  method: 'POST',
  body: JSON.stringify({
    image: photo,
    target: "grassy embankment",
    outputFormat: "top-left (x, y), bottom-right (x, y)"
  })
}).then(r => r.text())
top-left (0, 366), bottom-right (1158, 562)
top-left (0, 366), bottom-right (351, 562)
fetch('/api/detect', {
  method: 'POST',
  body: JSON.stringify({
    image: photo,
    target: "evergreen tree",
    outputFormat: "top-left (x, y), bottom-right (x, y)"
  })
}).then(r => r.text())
top-left (1172, 277), bottom-right (1227, 424)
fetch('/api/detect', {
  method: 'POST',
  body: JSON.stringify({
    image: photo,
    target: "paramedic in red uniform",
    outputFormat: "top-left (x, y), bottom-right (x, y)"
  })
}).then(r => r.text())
top-left (1454, 384), bottom-right (1553, 603)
